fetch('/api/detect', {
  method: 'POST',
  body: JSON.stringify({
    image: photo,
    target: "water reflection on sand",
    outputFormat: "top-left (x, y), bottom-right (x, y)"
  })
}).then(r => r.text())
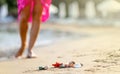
top-left (0, 29), bottom-right (89, 61)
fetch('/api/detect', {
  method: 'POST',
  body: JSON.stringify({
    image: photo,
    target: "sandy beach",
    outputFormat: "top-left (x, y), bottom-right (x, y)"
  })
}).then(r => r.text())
top-left (0, 23), bottom-right (120, 74)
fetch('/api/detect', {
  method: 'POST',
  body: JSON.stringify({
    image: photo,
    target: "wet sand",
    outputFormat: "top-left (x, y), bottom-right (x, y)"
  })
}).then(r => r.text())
top-left (0, 23), bottom-right (120, 74)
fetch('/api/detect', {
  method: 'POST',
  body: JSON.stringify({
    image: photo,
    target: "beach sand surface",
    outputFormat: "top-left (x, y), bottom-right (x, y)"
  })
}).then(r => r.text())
top-left (0, 24), bottom-right (120, 74)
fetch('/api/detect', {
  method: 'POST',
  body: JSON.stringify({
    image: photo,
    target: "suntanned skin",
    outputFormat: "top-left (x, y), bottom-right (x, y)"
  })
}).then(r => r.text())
top-left (15, 0), bottom-right (43, 58)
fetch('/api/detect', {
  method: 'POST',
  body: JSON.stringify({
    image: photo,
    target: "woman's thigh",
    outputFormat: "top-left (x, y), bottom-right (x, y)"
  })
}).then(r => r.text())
top-left (20, 5), bottom-right (31, 22)
top-left (32, 0), bottom-right (43, 18)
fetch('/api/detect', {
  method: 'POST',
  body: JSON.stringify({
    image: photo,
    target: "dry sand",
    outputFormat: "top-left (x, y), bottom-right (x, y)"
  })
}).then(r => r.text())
top-left (0, 24), bottom-right (120, 74)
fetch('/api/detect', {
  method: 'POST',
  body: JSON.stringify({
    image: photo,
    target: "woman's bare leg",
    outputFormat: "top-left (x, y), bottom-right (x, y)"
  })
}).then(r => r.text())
top-left (27, 0), bottom-right (43, 58)
top-left (15, 5), bottom-right (31, 58)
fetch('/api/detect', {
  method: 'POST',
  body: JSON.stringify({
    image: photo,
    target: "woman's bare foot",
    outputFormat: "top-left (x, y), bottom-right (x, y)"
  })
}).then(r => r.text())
top-left (26, 50), bottom-right (37, 58)
top-left (15, 47), bottom-right (25, 58)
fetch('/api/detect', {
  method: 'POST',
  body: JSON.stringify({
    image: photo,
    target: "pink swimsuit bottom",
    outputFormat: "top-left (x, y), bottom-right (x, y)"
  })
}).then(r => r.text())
top-left (17, 0), bottom-right (52, 22)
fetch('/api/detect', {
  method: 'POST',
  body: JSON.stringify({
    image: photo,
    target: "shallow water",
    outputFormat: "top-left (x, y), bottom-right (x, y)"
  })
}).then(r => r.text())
top-left (0, 29), bottom-right (89, 61)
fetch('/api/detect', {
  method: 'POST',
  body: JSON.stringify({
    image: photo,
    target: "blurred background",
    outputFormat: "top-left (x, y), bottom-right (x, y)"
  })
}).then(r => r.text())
top-left (0, 0), bottom-right (120, 60)
top-left (1, 0), bottom-right (120, 25)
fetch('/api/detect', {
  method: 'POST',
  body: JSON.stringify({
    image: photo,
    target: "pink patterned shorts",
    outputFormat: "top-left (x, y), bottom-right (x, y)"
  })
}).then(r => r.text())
top-left (17, 0), bottom-right (52, 22)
